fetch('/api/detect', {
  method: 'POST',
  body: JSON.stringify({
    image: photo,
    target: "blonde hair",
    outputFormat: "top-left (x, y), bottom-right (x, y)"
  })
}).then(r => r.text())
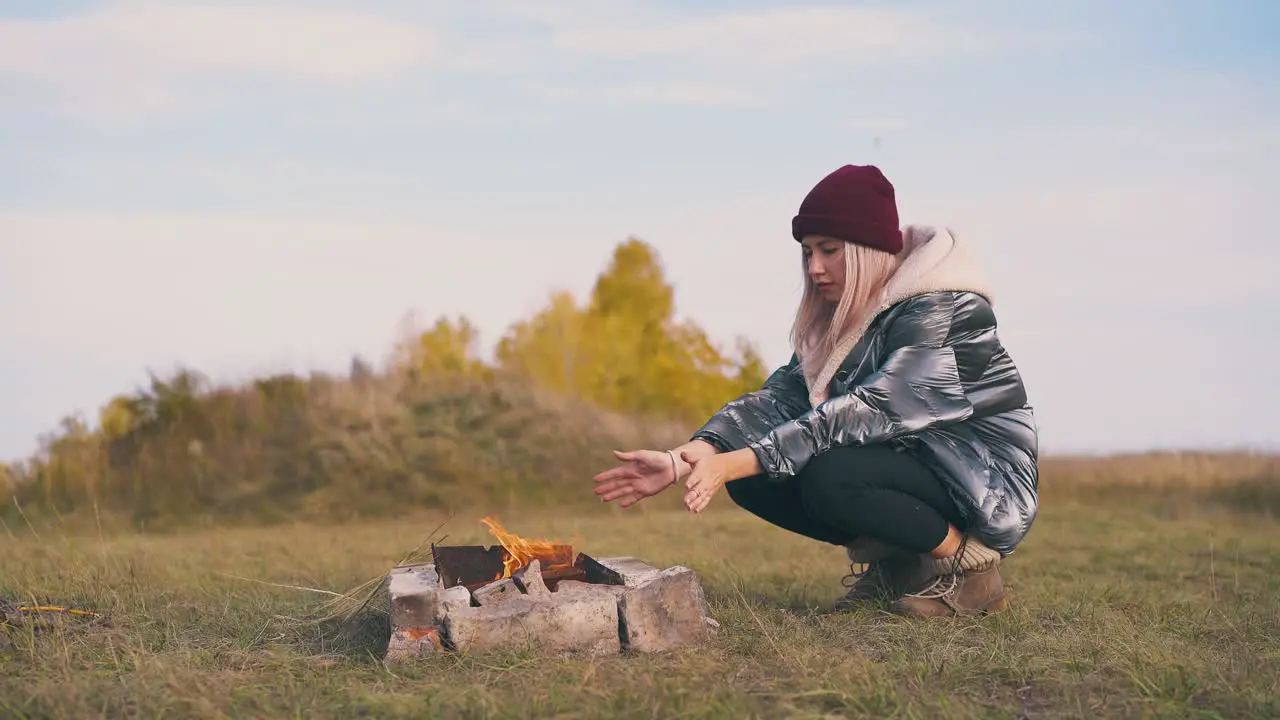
top-left (790, 241), bottom-right (900, 387)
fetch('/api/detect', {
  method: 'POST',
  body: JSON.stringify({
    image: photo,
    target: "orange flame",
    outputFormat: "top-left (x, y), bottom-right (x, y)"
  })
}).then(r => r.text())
top-left (479, 516), bottom-right (575, 578)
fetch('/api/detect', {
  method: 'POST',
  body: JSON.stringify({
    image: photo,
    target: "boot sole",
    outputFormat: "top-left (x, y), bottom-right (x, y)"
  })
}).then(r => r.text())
top-left (888, 591), bottom-right (1012, 619)
top-left (984, 593), bottom-right (1011, 614)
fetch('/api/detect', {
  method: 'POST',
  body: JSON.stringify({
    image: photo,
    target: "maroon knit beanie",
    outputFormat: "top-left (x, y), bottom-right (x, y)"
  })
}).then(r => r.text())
top-left (791, 164), bottom-right (902, 254)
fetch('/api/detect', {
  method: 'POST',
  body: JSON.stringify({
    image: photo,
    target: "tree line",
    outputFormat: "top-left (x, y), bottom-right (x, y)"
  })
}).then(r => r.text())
top-left (0, 238), bottom-right (768, 527)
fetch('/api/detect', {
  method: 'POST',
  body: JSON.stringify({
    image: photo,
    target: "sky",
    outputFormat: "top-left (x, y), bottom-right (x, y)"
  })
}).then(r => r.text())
top-left (1, 0), bottom-right (1278, 462)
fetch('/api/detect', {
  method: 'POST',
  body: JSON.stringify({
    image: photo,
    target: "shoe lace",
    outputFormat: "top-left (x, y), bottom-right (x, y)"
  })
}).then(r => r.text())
top-left (840, 560), bottom-right (880, 590)
top-left (902, 572), bottom-right (959, 600)
top-left (902, 534), bottom-right (969, 601)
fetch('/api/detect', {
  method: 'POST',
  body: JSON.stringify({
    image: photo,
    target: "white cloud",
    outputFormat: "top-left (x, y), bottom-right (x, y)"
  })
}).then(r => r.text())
top-left (452, 2), bottom-right (1014, 108)
top-left (0, 1), bottom-right (436, 117)
top-left (0, 1), bottom-right (1024, 117)
top-left (606, 82), bottom-right (762, 107)
top-left (498, 2), bottom-right (1015, 110)
top-left (532, 80), bottom-right (764, 108)
top-left (510, 2), bottom-right (993, 68)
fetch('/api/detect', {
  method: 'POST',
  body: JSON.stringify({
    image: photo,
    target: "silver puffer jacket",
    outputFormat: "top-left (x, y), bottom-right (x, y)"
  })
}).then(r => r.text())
top-left (692, 226), bottom-right (1039, 555)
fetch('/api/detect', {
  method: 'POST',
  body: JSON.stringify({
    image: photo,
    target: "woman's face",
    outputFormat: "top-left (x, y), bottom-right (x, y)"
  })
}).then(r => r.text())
top-left (801, 234), bottom-right (846, 302)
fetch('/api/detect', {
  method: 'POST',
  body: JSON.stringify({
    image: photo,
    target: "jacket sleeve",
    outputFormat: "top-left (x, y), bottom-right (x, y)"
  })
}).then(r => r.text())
top-left (748, 293), bottom-right (989, 480)
top-left (690, 354), bottom-right (811, 453)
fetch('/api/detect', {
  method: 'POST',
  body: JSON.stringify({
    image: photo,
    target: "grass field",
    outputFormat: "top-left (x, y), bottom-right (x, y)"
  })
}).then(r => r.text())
top-left (3, 489), bottom-right (1279, 720)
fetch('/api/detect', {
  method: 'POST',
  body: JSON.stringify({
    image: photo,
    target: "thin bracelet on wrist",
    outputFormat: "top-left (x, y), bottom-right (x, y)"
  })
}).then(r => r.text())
top-left (666, 450), bottom-right (680, 486)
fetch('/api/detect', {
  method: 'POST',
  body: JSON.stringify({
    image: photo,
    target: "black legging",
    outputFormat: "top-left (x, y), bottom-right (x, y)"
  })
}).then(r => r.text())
top-left (725, 444), bottom-right (964, 553)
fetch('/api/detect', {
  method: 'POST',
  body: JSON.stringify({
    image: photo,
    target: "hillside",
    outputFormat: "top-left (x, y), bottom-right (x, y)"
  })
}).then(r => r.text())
top-left (3, 236), bottom-right (1276, 531)
top-left (0, 237), bottom-right (760, 529)
top-left (1, 366), bottom-right (701, 528)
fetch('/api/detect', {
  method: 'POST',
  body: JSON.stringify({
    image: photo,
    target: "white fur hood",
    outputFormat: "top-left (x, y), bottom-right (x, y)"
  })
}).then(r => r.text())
top-left (882, 225), bottom-right (993, 310)
top-left (806, 224), bottom-right (994, 405)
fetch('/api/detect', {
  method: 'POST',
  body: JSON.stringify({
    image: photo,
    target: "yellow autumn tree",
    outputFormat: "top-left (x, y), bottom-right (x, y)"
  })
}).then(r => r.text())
top-left (494, 291), bottom-right (588, 397)
top-left (33, 415), bottom-right (101, 512)
top-left (99, 394), bottom-right (141, 440)
top-left (392, 314), bottom-right (489, 380)
top-left (496, 237), bottom-right (767, 424)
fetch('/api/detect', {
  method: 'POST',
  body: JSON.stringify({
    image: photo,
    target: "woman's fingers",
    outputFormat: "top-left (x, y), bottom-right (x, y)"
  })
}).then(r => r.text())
top-left (684, 483), bottom-right (704, 511)
top-left (688, 487), bottom-right (710, 513)
top-left (592, 465), bottom-right (636, 484)
top-left (595, 450), bottom-right (670, 506)
top-left (600, 488), bottom-right (635, 503)
top-left (595, 479), bottom-right (635, 499)
top-left (683, 470), bottom-right (701, 502)
top-left (593, 475), bottom-right (626, 493)
top-left (682, 469), bottom-right (717, 512)
top-left (685, 467), bottom-right (708, 491)
top-left (600, 486), bottom-right (638, 502)
top-left (619, 491), bottom-right (646, 508)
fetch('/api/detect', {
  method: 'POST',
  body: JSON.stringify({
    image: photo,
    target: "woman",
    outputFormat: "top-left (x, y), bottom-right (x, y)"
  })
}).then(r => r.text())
top-left (592, 164), bottom-right (1039, 618)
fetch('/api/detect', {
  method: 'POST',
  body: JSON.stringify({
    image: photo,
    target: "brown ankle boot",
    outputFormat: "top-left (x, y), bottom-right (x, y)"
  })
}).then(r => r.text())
top-left (888, 564), bottom-right (1010, 618)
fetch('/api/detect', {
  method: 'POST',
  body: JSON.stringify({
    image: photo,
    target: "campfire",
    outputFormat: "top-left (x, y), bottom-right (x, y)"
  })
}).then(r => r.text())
top-left (435, 516), bottom-right (628, 596)
top-left (459, 516), bottom-right (585, 590)
top-left (478, 516), bottom-right (574, 578)
top-left (384, 517), bottom-right (718, 661)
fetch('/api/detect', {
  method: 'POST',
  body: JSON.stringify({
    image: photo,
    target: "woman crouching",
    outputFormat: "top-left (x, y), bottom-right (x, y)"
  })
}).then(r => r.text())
top-left (593, 164), bottom-right (1039, 618)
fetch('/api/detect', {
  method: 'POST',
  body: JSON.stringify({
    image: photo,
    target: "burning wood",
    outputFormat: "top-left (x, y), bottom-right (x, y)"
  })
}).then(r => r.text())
top-left (432, 517), bottom-right (585, 591)
top-left (478, 515), bottom-right (576, 578)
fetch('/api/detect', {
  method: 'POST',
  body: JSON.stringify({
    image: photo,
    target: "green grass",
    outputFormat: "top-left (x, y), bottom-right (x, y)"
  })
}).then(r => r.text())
top-left (3, 496), bottom-right (1279, 719)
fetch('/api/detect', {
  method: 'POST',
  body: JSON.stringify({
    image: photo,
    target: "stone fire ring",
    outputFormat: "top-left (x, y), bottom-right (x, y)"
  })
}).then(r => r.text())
top-left (384, 546), bottom-right (720, 661)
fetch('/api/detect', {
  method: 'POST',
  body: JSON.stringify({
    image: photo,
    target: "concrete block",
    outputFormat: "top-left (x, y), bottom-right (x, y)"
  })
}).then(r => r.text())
top-left (384, 625), bottom-right (445, 662)
top-left (592, 556), bottom-right (663, 586)
top-left (473, 577), bottom-right (522, 607)
top-left (618, 566), bottom-right (711, 653)
top-left (444, 592), bottom-right (621, 656)
top-left (387, 564), bottom-right (442, 629)
top-left (556, 579), bottom-right (625, 598)
top-left (512, 559), bottom-right (551, 598)
top-left (440, 585), bottom-right (473, 612)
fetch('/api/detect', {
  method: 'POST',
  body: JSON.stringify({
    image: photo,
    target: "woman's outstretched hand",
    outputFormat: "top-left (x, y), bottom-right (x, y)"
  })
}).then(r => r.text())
top-left (682, 448), bottom-right (761, 514)
top-left (592, 450), bottom-right (677, 508)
